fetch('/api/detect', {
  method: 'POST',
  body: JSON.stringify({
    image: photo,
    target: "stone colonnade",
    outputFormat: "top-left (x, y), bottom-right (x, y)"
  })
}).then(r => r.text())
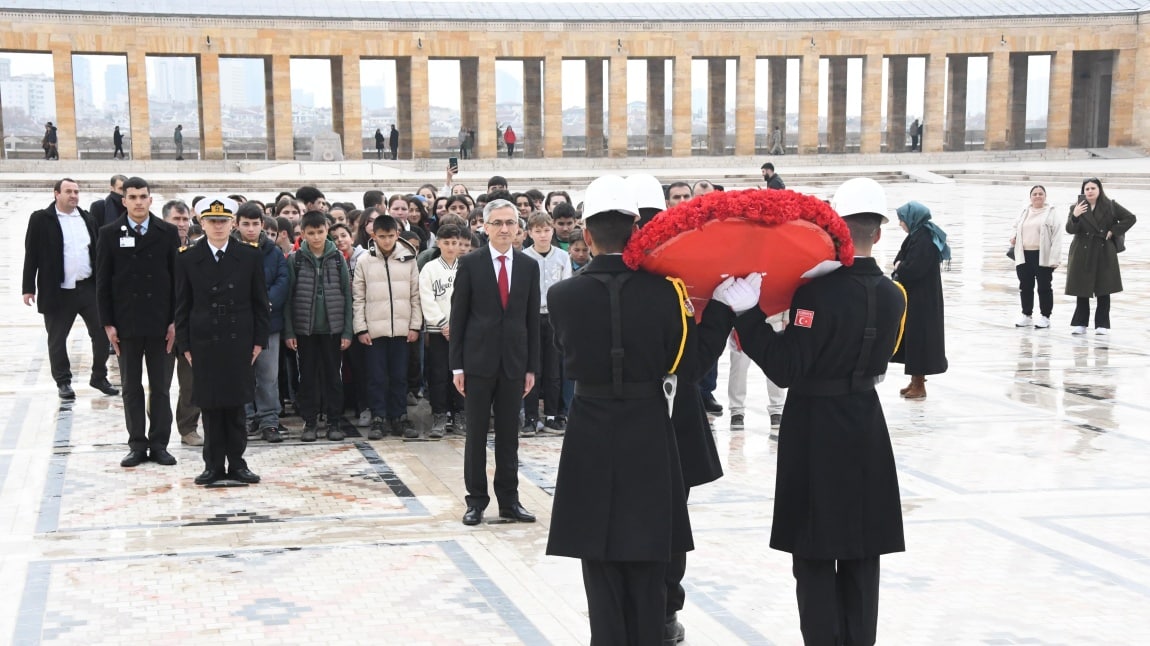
top-left (1, 11), bottom-right (1145, 160)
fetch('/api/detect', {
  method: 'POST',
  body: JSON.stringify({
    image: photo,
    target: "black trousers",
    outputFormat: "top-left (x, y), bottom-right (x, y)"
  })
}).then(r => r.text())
top-left (164, 351), bottom-right (201, 436)
top-left (295, 334), bottom-right (344, 423)
top-left (201, 406), bottom-right (247, 472)
top-left (118, 336), bottom-right (173, 452)
top-left (345, 338), bottom-right (370, 414)
top-left (582, 559), bottom-right (667, 646)
top-left (463, 373), bottom-right (522, 510)
top-left (792, 555), bottom-right (881, 646)
top-left (426, 333), bottom-right (463, 415)
top-left (407, 334), bottom-right (423, 395)
top-left (1071, 295), bottom-right (1111, 329)
top-left (506, 143), bottom-right (516, 158)
top-left (1016, 250), bottom-right (1054, 318)
top-left (42, 279), bottom-right (109, 386)
top-left (113, 143), bottom-right (124, 158)
top-left (390, 144), bottom-right (398, 160)
top-left (665, 487), bottom-right (692, 620)
top-left (523, 315), bottom-right (561, 421)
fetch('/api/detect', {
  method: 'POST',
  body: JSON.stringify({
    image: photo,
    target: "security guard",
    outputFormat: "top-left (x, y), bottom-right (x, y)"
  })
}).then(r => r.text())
top-left (546, 176), bottom-right (738, 645)
top-left (175, 196), bottom-right (270, 486)
top-left (729, 177), bottom-right (907, 646)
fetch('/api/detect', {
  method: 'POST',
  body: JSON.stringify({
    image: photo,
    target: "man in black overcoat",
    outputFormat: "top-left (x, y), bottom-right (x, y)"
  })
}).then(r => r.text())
top-left (546, 175), bottom-right (741, 645)
top-left (175, 196), bottom-right (269, 486)
top-left (733, 178), bottom-right (907, 646)
top-left (95, 176), bottom-right (181, 468)
top-left (89, 174), bottom-right (127, 229)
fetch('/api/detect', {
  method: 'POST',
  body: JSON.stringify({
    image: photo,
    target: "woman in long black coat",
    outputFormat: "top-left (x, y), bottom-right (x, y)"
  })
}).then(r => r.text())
top-left (891, 201), bottom-right (949, 398)
top-left (1065, 177), bottom-right (1137, 335)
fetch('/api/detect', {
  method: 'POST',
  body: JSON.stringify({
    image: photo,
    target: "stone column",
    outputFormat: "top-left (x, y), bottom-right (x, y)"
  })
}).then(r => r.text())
top-left (735, 53), bottom-right (755, 156)
top-left (860, 54), bottom-right (883, 154)
top-left (798, 52), bottom-right (819, 154)
top-left (707, 58), bottom-right (726, 155)
top-left (524, 58), bottom-right (543, 158)
top-left (126, 49), bottom-right (152, 160)
top-left (460, 58), bottom-right (479, 156)
top-left (334, 55), bottom-right (363, 160)
top-left (671, 54), bottom-right (692, 156)
top-left (1008, 54), bottom-right (1029, 149)
top-left (198, 53), bottom-right (224, 160)
top-left (477, 55), bottom-right (497, 159)
top-left (646, 58), bottom-right (666, 156)
top-left (826, 57), bottom-right (848, 153)
top-left (544, 54), bottom-right (563, 158)
top-left (410, 55), bottom-right (432, 158)
top-left (768, 57), bottom-right (787, 151)
top-left (923, 53), bottom-right (946, 153)
top-left (586, 59), bottom-right (605, 157)
top-left (608, 55), bottom-right (628, 157)
top-left (945, 55), bottom-right (968, 151)
top-left (985, 51), bottom-right (1010, 150)
top-left (267, 55), bottom-right (293, 160)
top-left (49, 44), bottom-right (78, 159)
top-left (886, 56), bottom-right (908, 152)
top-left (396, 57), bottom-right (412, 159)
top-left (1109, 48), bottom-right (1135, 146)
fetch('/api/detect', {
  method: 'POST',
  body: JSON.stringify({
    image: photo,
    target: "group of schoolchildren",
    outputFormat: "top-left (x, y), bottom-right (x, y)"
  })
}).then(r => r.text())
top-left (226, 177), bottom-right (589, 444)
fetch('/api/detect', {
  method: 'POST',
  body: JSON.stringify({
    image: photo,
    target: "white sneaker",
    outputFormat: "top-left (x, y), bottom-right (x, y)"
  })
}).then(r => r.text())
top-left (1071, 326), bottom-right (1087, 335)
top-left (1015, 315), bottom-right (1032, 327)
top-left (356, 410), bottom-right (372, 427)
top-left (1034, 316), bottom-right (1050, 328)
top-left (1095, 327), bottom-right (1110, 336)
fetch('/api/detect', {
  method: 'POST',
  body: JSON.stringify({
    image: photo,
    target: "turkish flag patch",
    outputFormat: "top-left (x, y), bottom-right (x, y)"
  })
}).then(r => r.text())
top-left (795, 309), bottom-right (815, 328)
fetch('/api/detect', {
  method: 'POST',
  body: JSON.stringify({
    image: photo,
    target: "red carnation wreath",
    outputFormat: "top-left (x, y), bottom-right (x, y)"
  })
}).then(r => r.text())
top-left (623, 188), bottom-right (855, 318)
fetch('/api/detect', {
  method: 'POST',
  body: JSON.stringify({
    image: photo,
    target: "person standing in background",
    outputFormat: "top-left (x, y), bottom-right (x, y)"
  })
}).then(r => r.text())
top-left (389, 124), bottom-right (400, 160)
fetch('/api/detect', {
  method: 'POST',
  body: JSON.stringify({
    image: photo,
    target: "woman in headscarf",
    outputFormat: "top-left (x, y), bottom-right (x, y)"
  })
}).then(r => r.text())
top-left (891, 201), bottom-right (950, 399)
top-left (1065, 177), bottom-right (1137, 335)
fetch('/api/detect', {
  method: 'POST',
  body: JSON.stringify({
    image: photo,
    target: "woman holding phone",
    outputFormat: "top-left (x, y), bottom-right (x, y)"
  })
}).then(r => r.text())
top-left (1011, 185), bottom-right (1062, 328)
top-left (1065, 177), bottom-right (1137, 335)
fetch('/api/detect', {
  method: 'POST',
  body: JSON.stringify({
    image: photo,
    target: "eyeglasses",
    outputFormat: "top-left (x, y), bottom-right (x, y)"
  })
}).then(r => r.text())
top-left (486, 220), bottom-right (518, 229)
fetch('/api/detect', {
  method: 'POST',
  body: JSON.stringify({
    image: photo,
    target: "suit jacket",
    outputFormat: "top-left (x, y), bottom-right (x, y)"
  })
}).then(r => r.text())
top-left (22, 201), bottom-right (98, 314)
top-left (89, 192), bottom-right (126, 230)
top-left (449, 246), bottom-right (540, 379)
top-left (175, 241), bottom-right (270, 408)
top-left (95, 214), bottom-right (180, 338)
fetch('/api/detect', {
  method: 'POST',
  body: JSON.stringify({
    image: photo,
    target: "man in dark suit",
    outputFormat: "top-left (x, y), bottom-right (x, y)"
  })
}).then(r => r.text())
top-left (22, 178), bottom-right (118, 400)
top-left (89, 174), bottom-right (127, 229)
top-left (450, 198), bottom-right (540, 526)
top-left (95, 176), bottom-right (181, 468)
top-left (175, 196), bottom-right (270, 486)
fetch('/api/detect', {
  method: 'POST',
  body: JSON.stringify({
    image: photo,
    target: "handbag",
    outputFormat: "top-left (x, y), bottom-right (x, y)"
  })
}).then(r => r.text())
top-left (1112, 232), bottom-right (1125, 253)
top-left (1006, 245), bottom-right (1015, 260)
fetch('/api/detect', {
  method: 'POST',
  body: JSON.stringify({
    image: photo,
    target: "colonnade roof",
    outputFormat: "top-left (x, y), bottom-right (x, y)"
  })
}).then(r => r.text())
top-left (4, 0), bottom-right (1145, 21)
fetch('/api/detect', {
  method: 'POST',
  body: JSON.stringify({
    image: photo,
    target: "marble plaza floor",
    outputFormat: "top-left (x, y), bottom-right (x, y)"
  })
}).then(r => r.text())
top-left (1, 170), bottom-right (1149, 645)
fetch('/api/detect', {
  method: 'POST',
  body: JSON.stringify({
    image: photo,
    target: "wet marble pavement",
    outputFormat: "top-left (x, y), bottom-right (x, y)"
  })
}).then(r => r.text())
top-left (2, 176), bottom-right (1149, 645)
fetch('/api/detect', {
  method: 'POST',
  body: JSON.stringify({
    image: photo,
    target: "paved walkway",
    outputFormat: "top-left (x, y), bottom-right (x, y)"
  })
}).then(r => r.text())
top-left (1, 171), bottom-right (1148, 645)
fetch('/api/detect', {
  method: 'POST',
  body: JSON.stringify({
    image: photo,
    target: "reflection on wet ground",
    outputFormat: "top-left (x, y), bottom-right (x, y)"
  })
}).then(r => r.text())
top-left (1, 173), bottom-right (1148, 644)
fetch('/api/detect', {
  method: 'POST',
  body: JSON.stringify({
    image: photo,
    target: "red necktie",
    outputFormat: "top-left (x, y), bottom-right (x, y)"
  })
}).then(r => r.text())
top-left (498, 255), bottom-right (509, 309)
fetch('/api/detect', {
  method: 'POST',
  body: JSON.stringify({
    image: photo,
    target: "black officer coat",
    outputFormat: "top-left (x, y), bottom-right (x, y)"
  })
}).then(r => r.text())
top-left (95, 214), bottom-right (179, 338)
top-left (174, 240), bottom-right (270, 409)
top-left (734, 257), bottom-right (907, 560)
top-left (546, 255), bottom-right (731, 562)
top-left (673, 301), bottom-right (733, 489)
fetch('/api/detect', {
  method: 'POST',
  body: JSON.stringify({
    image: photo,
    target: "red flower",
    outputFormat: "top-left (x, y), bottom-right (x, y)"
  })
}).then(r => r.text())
top-left (624, 189), bottom-right (855, 269)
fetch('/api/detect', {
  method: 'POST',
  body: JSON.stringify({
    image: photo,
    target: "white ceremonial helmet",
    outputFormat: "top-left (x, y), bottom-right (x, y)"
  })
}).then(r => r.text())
top-left (625, 173), bottom-right (666, 212)
top-left (583, 175), bottom-right (639, 221)
top-left (831, 177), bottom-right (890, 224)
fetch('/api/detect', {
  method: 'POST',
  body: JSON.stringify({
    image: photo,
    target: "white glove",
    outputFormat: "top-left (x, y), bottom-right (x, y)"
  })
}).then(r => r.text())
top-left (712, 273), bottom-right (762, 314)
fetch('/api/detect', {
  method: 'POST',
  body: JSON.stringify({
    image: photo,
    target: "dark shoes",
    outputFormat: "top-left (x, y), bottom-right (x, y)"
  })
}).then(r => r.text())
top-left (429, 413), bottom-right (448, 439)
top-left (120, 449), bottom-right (148, 467)
top-left (300, 421), bottom-right (318, 442)
top-left (540, 417), bottom-right (565, 435)
top-left (664, 615), bottom-right (686, 644)
top-left (730, 413), bottom-right (744, 429)
top-left (498, 503), bottom-right (536, 523)
top-left (326, 423), bottom-right (344, 442)
top-left (90, 377), bottom-right (119, 396)
top-left (462, 507), bottom-right (484, 526)
top-left (393, 416), bottom-right (418, 439)
top-left (261, 426), bottom-right (283, 443)
top-left (58, 383), bottom-right (76, 400)
top-left (770, 413), bottom-right (782, 427)
top-left (194, 469), bottom-right (223, 485)
top-left (521, 419), bottom-right (537, 438)
top-left (367, 417), bottom-right (386, 440)
top-left (150, 449), bottom-right (177, 466)
top-left (228, 467), bottom-right (261, 484)
top-left (702, 394), bottom-right (723, 415)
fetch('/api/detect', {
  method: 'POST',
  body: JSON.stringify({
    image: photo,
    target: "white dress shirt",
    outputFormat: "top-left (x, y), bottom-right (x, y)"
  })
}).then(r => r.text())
top-left (489, 243), bottom-right (513, 285)
top-left (57, 208), bottom-right (92, 289)
top-left (127, 216), bottom-right (149, 236)
top-left (207, 240), bottom-right (230, 260)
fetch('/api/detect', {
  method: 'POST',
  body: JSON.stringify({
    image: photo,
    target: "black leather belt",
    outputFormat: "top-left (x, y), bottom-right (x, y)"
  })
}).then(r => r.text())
top-left (575, 381), bottom-right (664, 400)
top-left (790, 375), bottom-right (885, 397)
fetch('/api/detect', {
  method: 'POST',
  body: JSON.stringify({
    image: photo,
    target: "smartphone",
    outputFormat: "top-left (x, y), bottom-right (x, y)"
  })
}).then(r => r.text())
top-left (1077, 194), bottom-right (1087, 205)
top-left (448, 157), bottom-right (459, 171)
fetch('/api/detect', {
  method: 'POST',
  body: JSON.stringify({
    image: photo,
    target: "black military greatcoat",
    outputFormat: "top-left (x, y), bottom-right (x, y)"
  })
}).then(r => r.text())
top-left (734, 257), bottom-right (907, 560)
top-left (174, 241), bottom-right (270, 409)
top-left (546, 255), bottom-right (731, 562)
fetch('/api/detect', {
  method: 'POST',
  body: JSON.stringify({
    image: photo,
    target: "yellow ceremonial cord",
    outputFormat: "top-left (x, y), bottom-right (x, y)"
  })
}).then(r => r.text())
top-left (666, 276), bottom-right (690, 375)
top-left (892, 281), bottom-right (908, 356)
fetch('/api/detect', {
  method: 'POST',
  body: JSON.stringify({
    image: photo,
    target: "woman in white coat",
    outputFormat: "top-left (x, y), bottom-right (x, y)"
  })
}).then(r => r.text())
top-left (1010, 185), bottom-right (1063, 328)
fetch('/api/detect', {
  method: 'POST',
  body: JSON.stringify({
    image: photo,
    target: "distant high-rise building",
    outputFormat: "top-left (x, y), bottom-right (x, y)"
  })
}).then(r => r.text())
top-left (219, 58), bottom-right (264, 109)
top-left (148, 57), bottom-right (197, 104)
top-left (105, 64), bottom-right (129, 108)
top-left (72, 56), bottom-right (94, 108)
top-left (0, 58), bottom-right (11, 81)
top-left (0, 74), bottom-right (56, 123)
